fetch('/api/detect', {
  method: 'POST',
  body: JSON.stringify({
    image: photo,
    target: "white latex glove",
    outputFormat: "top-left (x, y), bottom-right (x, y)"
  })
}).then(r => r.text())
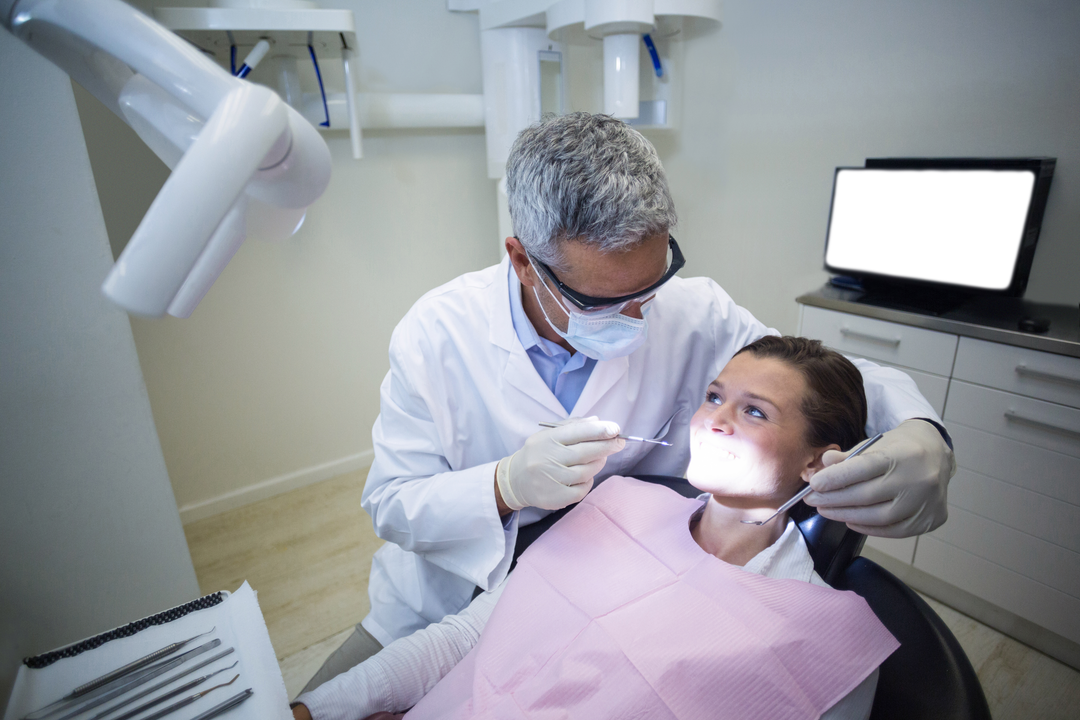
top-left (803, 419), bottom-right (956, 538)
top-left (496, 418), bottom-right (625, 511)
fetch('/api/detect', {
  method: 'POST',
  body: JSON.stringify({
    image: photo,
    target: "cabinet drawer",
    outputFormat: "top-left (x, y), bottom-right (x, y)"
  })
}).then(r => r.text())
top-left (801, 306), bottom-right (958, 375)
top-left (945, 381), bottom-right (1080, 459)
top-left (930, 505), bottom-right (1080, 597)
top-left (948, 424), bottom-right (1080, 505)
top-left (851, 359), bottom-right (948, 418)
top-left (915, 535), bottom-right (1080, 645)
top-left (953, 337), bottom-right (1080, 410)
top-left (950, 468), bottom-right (1080, 554)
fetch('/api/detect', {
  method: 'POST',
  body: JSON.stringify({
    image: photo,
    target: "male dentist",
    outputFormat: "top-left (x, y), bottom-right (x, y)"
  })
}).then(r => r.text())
top-left (300, 112), bottom-right (955, 695)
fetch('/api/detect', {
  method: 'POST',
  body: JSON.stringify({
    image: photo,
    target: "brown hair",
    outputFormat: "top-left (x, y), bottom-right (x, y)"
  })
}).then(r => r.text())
top-left (734, 336), bottom-right (868, 452)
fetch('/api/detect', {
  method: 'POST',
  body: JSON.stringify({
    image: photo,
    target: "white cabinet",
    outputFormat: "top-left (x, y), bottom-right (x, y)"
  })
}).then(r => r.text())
top-left (799, 303), bottom-right (1080, 650)
top-left (800, 306), bottom-right (954, 417)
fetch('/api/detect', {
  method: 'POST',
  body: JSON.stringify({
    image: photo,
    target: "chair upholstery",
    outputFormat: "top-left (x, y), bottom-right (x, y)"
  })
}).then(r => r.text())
top-left (502, 474), bottom-right (991, 719)
top-left (834, 558), bottom-right (991, 720)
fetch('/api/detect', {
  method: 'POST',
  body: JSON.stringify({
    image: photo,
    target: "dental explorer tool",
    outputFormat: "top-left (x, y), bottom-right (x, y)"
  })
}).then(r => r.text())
top-left (130, 675), bottom-right (239, 720)
top-left (538, 421), bottom-right (672, 446)
top-left (27, 640), bottom-right (222, 720)
top-left (87, 651), bottom-right (236, 720)
top-left (23, 630), bottom-right (216, 720)
top-left (101, 662), bottom-right (239, 720)
top-left (740, 433), bottom-right (885, 526)
top-left (187, 688), bottom-right (254, 720)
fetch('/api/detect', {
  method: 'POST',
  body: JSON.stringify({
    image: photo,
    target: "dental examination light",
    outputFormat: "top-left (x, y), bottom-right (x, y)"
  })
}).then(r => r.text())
top-left (1, 0), bottom-right (332, 318)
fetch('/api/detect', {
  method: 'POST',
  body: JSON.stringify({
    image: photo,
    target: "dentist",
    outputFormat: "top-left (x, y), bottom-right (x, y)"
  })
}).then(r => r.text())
top-left (301, 112), bottom-right (954, 693)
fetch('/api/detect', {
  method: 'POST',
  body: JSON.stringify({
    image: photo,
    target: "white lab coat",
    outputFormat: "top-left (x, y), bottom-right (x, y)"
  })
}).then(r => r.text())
top-left (360, 257), bottom-right (938, 645)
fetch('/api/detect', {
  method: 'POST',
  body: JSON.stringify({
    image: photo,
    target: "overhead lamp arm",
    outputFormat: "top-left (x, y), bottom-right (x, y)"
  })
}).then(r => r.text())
top-left (2, 0), bottom-right (332, 318)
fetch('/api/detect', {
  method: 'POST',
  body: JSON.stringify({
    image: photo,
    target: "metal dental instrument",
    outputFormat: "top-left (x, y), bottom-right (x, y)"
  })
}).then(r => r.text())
top-left (741, 433), bottom-right (885, 526)
top-left (538, 421), bottom-right (672, 446)
top-left (73, 629), bottom-right (216, 696)
top-left (102, 662), bottom-right (239, 720)
top-left (187, 688), bottom-right (254, 720)
top-left (27, 640), bottom-right (222, 720)
top-left (132, 674), bottom-right (239, 720)
top-left (23, 631), bottom-right (217, 720)
top-left (88, 652), bottom-right (237, 720)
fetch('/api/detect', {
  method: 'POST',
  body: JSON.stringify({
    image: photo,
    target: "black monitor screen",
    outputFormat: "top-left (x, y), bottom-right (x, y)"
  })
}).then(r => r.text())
top-left (824, 167), bottom-right (1041, 292)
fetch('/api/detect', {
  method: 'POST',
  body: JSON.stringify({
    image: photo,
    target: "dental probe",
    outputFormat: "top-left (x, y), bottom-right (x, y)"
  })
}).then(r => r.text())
top-left (103, 662), bottom-right (239, 720)
top-left (741, 433), bottom-right (885, 526)
top-left (24, 627), bottom-right (216, 720)
top-left (23, 640), bottom-right (222, 720)
top-left (538, 422), bottom-right (672, 447)
top-left (132, 674), bottom-right (239, 720)
top-left (86, 649), bottom-right (236, 720)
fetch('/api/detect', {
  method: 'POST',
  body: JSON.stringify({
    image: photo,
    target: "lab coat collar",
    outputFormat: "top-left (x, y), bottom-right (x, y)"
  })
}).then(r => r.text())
top-left (491, 256), bottom-right (630, 419)
top-left (492, 256), bottom-right (566, 417)
top-left (570, 354), bottom-right (628, 416)
top-left (488, 255), bottom-right (518, 353)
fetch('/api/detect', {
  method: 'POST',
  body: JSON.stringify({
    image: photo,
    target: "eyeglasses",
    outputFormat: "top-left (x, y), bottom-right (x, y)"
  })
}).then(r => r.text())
top-left (529, 236), bottom-right (685, 313)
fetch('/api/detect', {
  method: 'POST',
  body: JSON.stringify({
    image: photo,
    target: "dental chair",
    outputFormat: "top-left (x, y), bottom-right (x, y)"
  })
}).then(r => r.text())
top-left (507, 475), bottom-right (992, 720)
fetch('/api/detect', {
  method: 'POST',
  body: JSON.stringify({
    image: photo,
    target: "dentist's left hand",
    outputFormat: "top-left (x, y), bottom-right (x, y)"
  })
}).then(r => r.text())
top-left (495, 418), bottom-right (626, 513)
top-left (802, 419), bottom-right (956, 538)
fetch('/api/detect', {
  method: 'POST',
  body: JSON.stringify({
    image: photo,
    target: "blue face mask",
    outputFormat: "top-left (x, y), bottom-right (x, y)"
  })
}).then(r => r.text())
top-left (532, 273), bottom-right (651, 361)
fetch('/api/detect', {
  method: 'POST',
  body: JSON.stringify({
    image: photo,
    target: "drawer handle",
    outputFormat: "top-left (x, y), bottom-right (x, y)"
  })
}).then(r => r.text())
top-left (1015, 364), bottom-right (1080, 388)
top-left (1004, 409), bottom-right (1080, 439)
top-left (839, 327), bottom-right (901, 347)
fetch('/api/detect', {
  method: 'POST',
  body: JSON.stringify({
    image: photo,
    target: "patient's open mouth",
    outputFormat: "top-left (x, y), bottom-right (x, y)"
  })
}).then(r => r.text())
top-left (697, 441), bottom-right (738, 461)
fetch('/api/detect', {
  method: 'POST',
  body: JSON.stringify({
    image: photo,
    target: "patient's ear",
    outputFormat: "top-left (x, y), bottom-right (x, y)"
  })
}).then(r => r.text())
top-left (801, 444), bottom-right (841, 482)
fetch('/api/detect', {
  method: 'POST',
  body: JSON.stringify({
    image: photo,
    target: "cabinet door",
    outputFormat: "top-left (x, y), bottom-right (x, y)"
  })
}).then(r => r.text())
top-left (949, 467), bottom-right (1080, 554)
top-left (947, 424), bottom-right (1080, 508)
top-left (953, 336), bottom-right (1080, 410)
top-left (916, 534), bottom-right (1080, 645)
top-left (801, 306), bottom-right (958, 375)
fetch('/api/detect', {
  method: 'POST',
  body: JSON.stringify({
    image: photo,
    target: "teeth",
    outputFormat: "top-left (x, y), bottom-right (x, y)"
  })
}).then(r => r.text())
top-left (694, 436), bottom-right (738, 461)
top-left (699, 444), bottom-right (736, 461)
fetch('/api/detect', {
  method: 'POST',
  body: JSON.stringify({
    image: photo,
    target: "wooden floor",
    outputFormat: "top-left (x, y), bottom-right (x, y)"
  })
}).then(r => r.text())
top-left (184, 469), bottom-right (1080, 715)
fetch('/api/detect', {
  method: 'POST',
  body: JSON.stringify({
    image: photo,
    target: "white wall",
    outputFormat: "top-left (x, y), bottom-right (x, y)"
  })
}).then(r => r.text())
top-left (77, 0), bottom-right (1080, 520)
top-left (660, 0), bottom-right (1080, 332)
top-left (0, 30), bottom-right (199, 709)
top-left (79, 0), bottom-right (500, 520)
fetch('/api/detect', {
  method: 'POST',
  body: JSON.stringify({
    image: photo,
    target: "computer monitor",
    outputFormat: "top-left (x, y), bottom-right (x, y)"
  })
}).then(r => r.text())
top-left (823, 158), bottom-right (1054, 298)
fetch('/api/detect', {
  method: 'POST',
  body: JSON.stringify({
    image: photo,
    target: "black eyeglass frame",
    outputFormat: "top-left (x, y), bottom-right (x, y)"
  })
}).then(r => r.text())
top-left (528, 236), bottom-right (686, 311)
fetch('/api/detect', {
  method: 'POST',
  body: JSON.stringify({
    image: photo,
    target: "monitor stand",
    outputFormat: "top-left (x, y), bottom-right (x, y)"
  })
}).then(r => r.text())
top-left (830, 276), bottom-right (973, 316)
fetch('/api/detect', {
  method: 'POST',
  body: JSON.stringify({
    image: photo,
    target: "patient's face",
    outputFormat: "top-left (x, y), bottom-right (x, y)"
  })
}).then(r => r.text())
top-left (686, 353), bottom-right (820, 505)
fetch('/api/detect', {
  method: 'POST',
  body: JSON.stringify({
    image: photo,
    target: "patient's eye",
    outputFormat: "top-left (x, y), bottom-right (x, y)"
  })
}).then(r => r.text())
top-left (746, 405), bottom-right (767, 420)
top-left (705, 391), bottom-right (722, 405)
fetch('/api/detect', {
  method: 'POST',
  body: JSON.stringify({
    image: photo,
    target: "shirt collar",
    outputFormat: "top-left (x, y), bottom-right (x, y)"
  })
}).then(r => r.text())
top-left (743, 519), bottom-right (817, 583)
top-left (691, 495), bottom-right (818, 583)
top-left (508, 262), bottom-right (570, 359)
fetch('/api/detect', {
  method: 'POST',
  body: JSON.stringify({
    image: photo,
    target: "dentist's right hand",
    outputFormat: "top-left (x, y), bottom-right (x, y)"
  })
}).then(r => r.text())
top-left (495, 418), bottom-right (626, 514)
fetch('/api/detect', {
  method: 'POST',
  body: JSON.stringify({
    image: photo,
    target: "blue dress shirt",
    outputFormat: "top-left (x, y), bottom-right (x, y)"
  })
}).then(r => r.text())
top-left (508, 268), bottom-right (596, 414)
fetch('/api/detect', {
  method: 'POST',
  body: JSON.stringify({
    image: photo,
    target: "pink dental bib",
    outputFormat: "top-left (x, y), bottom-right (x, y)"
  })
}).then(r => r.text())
top-left (406, 477), bottom-right (898, 719)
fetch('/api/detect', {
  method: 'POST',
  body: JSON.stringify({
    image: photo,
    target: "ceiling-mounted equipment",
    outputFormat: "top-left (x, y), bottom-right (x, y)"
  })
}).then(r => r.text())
top-left (153, 0), bottom-right (364, 159)
top-left (451, 0), bottom-right (722, 246)
top-left (2, 0), bottom-right (333, 318)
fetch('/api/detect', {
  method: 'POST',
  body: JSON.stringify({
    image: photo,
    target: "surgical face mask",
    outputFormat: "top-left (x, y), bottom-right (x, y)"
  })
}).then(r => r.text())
top-left (531, 271), bottom-right (651, 361)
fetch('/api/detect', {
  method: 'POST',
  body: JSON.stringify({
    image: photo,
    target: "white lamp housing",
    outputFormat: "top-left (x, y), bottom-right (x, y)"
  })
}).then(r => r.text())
top-left (3, 0), bottom-right (332, 318)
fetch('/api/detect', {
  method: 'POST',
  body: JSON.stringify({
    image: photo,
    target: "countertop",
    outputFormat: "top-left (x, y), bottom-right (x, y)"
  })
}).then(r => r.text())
top-left (797, 285), bottom-right (1080, 358)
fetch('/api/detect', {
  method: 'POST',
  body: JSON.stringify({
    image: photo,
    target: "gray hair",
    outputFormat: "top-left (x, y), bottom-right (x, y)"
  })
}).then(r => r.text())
top-left (505, 112), bottom-right (678, 270)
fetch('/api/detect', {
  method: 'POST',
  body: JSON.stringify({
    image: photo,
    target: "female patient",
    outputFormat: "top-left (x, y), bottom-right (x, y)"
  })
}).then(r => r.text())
top-left (294, 336), bottom-right (899, 719)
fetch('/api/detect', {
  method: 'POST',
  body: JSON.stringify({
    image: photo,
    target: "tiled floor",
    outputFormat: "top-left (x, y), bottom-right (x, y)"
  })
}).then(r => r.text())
top-left (184, 469), bottom-right (1080, 716)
